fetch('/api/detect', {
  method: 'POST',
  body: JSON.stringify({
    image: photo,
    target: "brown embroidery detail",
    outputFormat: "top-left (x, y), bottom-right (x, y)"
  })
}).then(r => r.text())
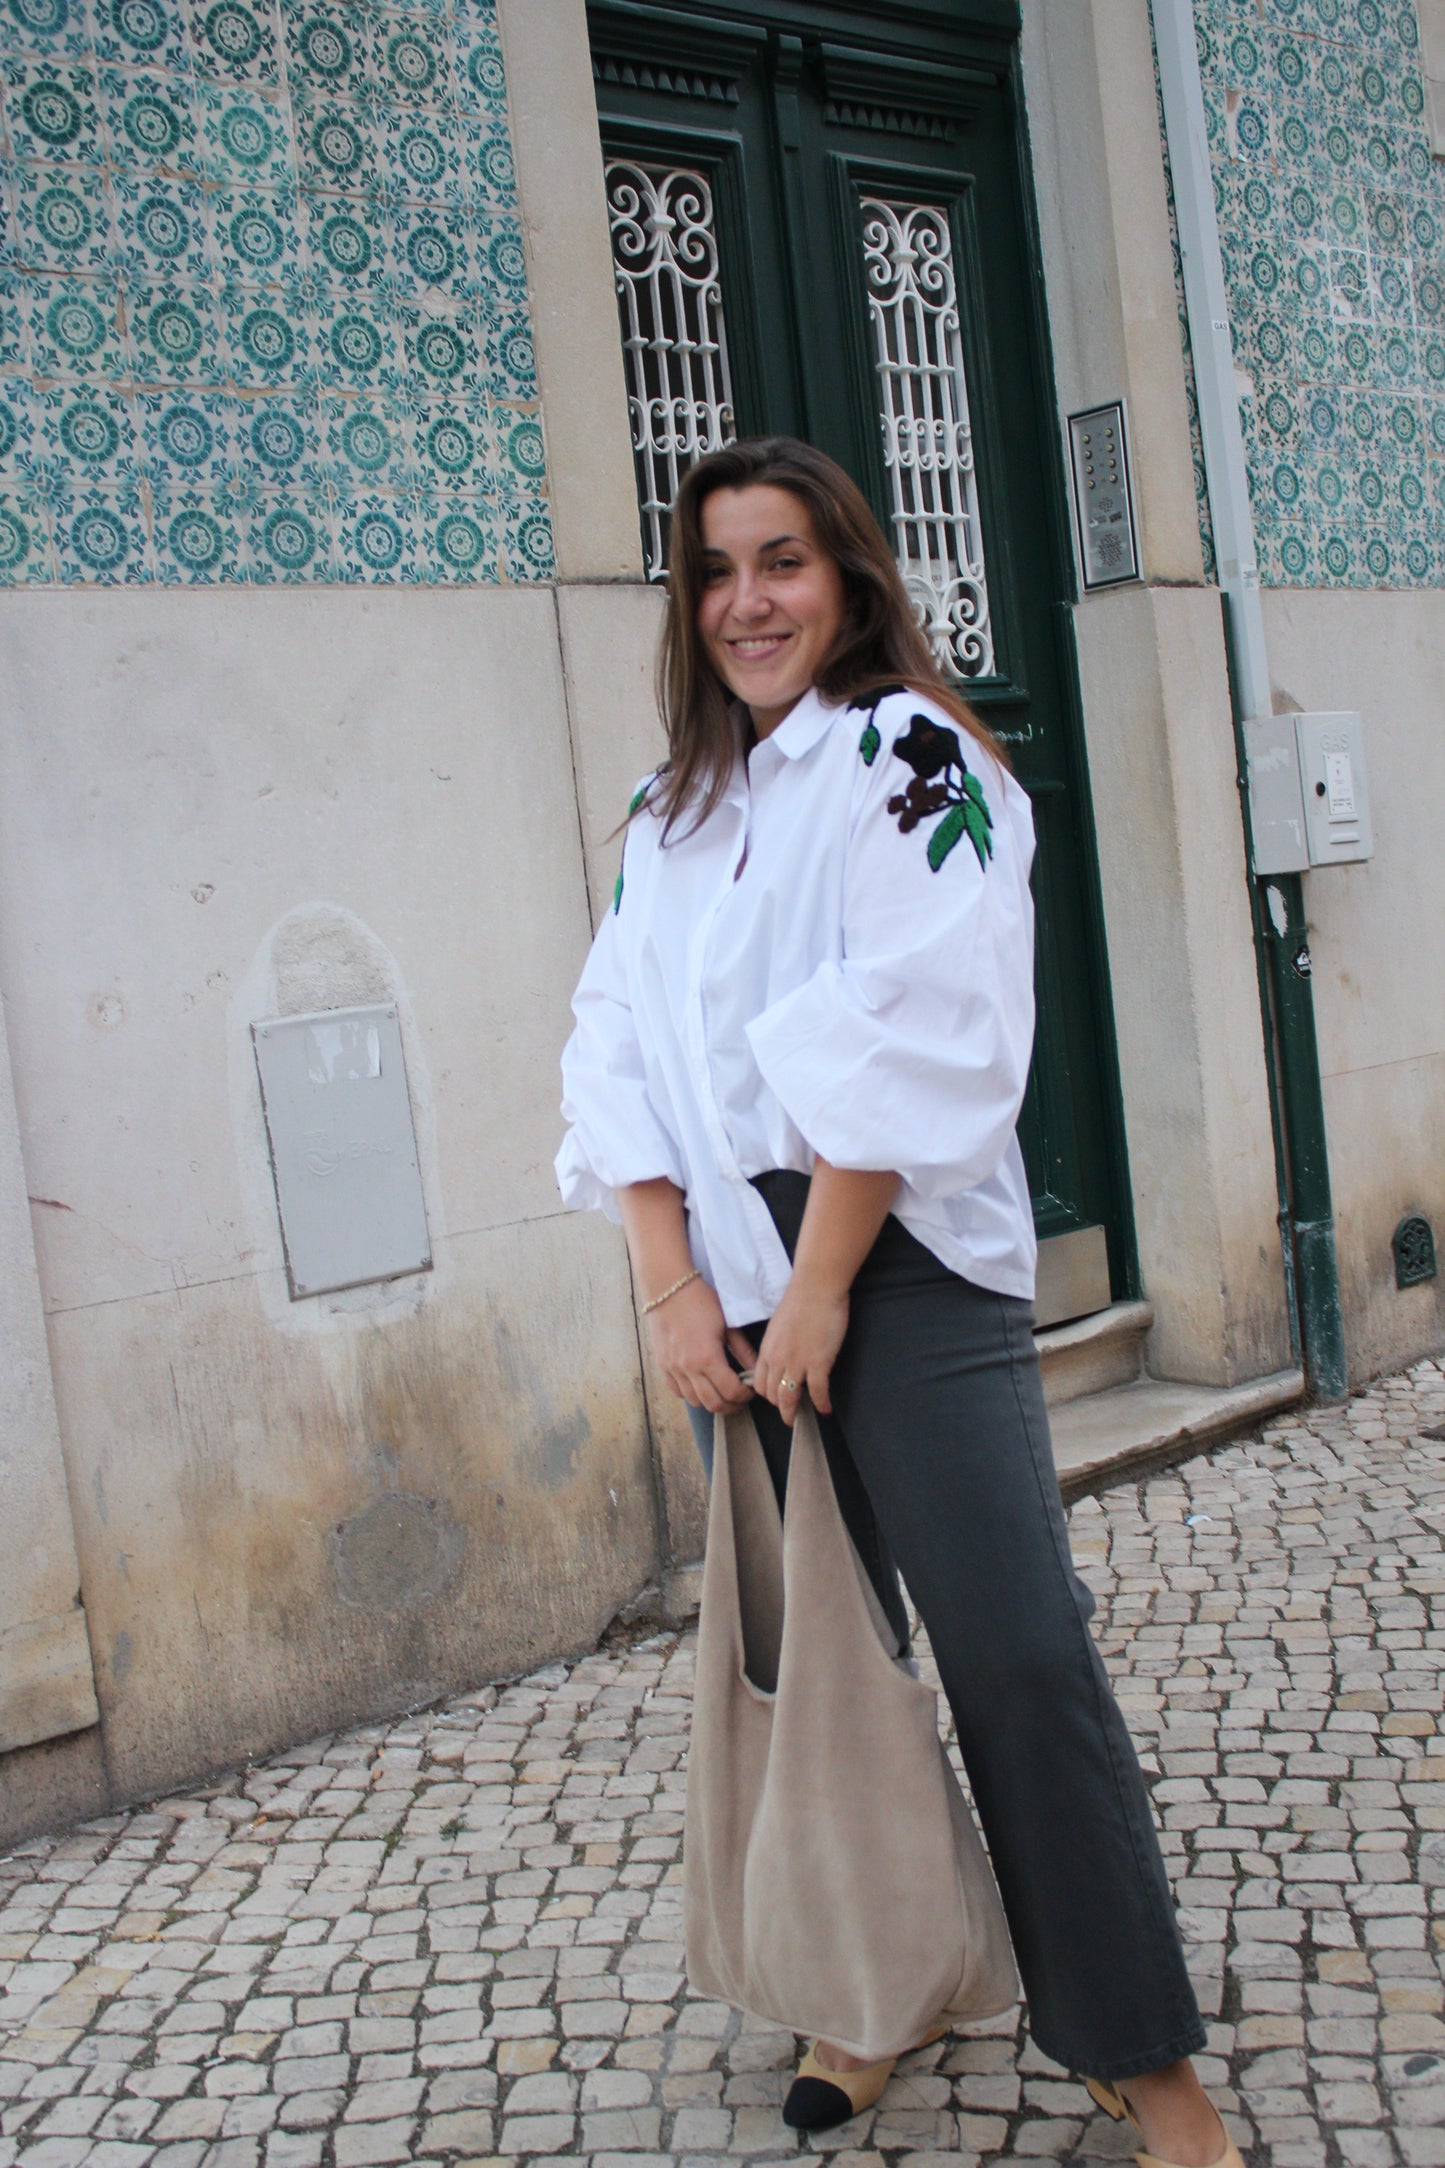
top-left (886, 714), bottom-right (994, 872)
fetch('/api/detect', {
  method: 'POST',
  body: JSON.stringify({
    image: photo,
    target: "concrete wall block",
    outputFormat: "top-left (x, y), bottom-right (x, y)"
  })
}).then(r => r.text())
top-left (1074, 583), bottom-right (1289, 1385)
top-left (555, 582), bottom-right (668, 924)
top-left (0, 981), bottom-right (100, 1760)
top-left (1325, 1055), bottom-right (1445, 1385)
top-left (0, 590), bottom-right (596, 1313)
top-left (0, 1046), bottom-right (90, 1611)
top-left (1263, 587), bottom-right (1445, 1380)
top-left (1021, 0), bottom-right (1204, 585)
top-left (0, 1725), bottom-right (110, 1854)
top-left (0, 1612), bottom-right (100, 1756)
top-left (552, 580), bottom-right (705, 1564)
top-left (496, 0), bottom-right (642, 583)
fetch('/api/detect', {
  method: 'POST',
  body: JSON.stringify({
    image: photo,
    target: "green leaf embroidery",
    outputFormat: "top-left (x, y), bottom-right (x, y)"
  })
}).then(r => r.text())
top-left (923, 795), bottom-right (993, 873)
top-left (612, 782), bottom-right (652, 914)
top-left (962, 798), bottom-right (993, 868)
top-left (926, 804), bottom-right (967, 871)
top-left (859, 720), bottom-right (880, 765)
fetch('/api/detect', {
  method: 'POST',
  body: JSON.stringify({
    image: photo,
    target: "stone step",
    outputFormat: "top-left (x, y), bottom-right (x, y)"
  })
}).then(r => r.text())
top-left (1050, 1368), bottom-right (1306, 1502)
top-left (1037, 1299), bottom-right (1153, 1408)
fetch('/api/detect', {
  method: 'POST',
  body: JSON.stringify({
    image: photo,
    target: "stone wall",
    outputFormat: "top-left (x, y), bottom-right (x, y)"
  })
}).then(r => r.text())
top-left (0, 0), bottom-right (689, 1851)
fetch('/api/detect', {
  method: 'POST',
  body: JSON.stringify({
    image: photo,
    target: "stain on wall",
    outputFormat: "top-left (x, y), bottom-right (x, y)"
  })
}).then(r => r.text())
top-left (0, 0), bottom-right (554, 584)
top-left (329, 1488), bottom-right (464, 1611)
top-left (38, 1209), bottom-right (660, 1810)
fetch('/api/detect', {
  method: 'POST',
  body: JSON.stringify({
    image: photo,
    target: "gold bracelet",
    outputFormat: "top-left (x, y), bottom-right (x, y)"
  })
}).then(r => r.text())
top-left (641, 1268), bottom-right (701, 1315)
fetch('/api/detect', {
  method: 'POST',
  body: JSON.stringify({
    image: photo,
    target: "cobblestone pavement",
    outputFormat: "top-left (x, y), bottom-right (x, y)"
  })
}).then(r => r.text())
top-left (3, 1359), bottom-right (1444, 2168)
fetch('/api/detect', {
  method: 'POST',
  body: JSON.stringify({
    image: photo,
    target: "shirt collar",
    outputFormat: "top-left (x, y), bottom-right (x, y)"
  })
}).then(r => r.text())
top-left (753, 685), bottom-right (842, 764)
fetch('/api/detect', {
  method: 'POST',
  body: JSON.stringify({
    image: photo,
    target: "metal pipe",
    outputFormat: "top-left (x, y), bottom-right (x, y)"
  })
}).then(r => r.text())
top-left (1152, 0), bottom-right (1348, 1400)
top-left (1217, 603), bottom-right (1301, 1371)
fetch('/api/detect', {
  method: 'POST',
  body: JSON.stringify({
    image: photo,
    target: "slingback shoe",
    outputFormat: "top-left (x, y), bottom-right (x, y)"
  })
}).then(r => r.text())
top-left (782, 2024), bottom-right (949, 2132)
top-left (1087, 2078), bottom-right (1143, 2132)
top-left (1086, 2080), bottom-right (1247, 2168)
top-left (782, 2046), bottom-right (897, 2131)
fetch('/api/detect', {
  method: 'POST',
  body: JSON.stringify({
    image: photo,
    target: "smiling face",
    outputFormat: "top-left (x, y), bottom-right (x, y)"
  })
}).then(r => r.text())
top-left (695, 484), bottom-right (849, 737)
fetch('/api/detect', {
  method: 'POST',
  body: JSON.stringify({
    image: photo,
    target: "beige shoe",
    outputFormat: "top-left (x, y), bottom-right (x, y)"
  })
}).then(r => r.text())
top-left (783, 2023), bottom-right (949, 2132)
top-left (1087, 2076), bottom-right (1247, 2168)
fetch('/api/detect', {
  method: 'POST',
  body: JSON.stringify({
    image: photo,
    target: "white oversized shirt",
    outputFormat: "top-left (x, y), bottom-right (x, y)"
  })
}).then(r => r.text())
top-left (555, 683), bottom-right (1038, 1327)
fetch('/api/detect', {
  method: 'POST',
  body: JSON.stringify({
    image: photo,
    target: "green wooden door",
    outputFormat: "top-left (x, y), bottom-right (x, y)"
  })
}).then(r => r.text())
top-left (590, 0), bottom-right (1135, 1322)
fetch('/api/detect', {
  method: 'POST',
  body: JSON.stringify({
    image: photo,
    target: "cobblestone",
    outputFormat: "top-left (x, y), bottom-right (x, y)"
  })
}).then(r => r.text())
top-left (3, 1362), bottom-right (1443, 2168)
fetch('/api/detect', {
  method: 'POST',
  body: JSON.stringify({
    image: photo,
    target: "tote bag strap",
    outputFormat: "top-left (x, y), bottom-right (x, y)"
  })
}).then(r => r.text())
top-left (781, 1402), bottom-right (906, 1668)
top-left (712, 1409), bottom-right (785, 1694)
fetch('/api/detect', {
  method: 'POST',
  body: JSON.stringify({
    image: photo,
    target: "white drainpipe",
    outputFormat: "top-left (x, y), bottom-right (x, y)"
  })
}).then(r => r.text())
top-left (1151, 0), bottom-right (1271, 722)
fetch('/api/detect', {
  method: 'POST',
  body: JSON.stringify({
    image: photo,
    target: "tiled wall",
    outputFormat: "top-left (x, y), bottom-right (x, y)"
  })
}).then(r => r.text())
top-left (0, 0), bottom-right (553, 584)
top-left (1193, 0), bottom-right (1445, 587)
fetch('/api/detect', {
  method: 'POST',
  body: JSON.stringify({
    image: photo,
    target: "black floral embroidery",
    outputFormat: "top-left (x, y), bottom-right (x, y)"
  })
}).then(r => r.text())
top-left (886, 714), bottom-right (994, 872)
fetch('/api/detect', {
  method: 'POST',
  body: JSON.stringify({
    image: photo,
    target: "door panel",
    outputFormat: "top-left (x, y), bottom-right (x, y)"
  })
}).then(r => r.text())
top-left (590, 0), bottom-right (1134, 1321)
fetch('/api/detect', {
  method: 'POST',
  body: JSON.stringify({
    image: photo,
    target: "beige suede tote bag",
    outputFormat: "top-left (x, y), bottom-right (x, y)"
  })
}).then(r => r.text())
top-left (683, 1401), bottom-right (1018, 2060)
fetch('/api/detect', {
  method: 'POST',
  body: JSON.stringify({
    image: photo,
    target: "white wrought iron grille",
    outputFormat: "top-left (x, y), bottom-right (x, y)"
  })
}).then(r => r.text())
top-left (861, 197), bottom-right (994, 678)
top-left (605, 159), bottom-right (737, 580)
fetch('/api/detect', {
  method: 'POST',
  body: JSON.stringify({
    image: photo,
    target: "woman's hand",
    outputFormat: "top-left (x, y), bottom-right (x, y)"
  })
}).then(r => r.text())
top-left (752, 1159), bottom-right (897, 1425)
top-left (754, 1276), bottom-right (850, 1425)
top-left (647, 1276), bottom-right (758, 1415)
top-left (617, 1177), bottom-right (755, 1413)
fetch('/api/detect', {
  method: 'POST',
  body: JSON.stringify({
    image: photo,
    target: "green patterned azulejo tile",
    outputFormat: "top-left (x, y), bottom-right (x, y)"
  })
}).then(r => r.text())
top-left (35, 380), bottom-right (139, 476)
top-left (196, 81), bottom-right (296, 185)
top-left (135, 385), bottom-right (234, 478)
top-left (334, 489), bottom-right (417, 578)
top-left (243, 488), bottom-right (333, 579)
top-left (239, 393), bottom-right (323, 481)
top-left (0, 0), bottom-right (90, 62)
top-left (428, 495), bottom-right (494, 580)
top-left (190, 0), bottom-right (282, 87)
top-left (299, 188), bottom-right (389, 286)
top-left (113, 170), bottom-right (212, 281)
top-left (2, 58), bottom-right (104, 162)
top-left (55, 481), bottom-right (152, 582)
top-left (499, 489), bottom-right (555, 581)
top-left (322, 392), bottom-right (413, 487)
top-left (0, 0), bottom-right (550, 586)
top-left (0, 376), bottom-right (36, 470)
top-left (28, 277), bottom-right (129, 380)
top-left (13, 161), bottom-right (113, 270)
top-left (152, 479), bottom-right (244, 578)
top-left (0, 490), bottom-right (56, 578)
top-left (91, 0), bottom-right (192, 79)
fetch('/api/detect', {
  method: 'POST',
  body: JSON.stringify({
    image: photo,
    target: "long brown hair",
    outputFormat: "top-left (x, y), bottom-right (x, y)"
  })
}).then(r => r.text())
top-left (649, 436), bottom-right (1005, 839)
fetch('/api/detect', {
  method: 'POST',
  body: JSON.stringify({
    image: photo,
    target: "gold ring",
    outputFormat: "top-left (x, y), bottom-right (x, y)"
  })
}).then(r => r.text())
top-left (781, 1376), bottom-right (799, 1393)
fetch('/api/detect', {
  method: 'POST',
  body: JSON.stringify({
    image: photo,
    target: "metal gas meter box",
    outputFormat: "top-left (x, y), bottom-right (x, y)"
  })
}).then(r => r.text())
top-left (1243, 711), bottom-right (1373, 876)
top-left (252, 1003), bottom-right (432, 1300)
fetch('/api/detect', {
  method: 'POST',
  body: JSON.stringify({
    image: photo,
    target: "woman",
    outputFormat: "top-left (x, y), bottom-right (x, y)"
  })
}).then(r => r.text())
top-left (555, 438), bottom-right (1239, 2168)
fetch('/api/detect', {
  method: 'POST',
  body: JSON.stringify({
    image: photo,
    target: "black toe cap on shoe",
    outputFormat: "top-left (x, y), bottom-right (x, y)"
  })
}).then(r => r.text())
top-left (782, 2075), bottom-right (856, 2131)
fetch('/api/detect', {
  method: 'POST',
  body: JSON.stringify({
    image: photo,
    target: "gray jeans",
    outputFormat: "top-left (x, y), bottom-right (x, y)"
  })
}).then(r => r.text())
top-left (685, 1170), bottom-right (1204, 2081)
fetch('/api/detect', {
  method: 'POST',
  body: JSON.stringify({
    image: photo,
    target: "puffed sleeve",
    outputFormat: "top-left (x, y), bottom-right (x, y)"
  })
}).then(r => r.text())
top-left (745, 697), bottom-right (1035, 1201)
top-left (555, 792), bottom-right (685, 1220)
